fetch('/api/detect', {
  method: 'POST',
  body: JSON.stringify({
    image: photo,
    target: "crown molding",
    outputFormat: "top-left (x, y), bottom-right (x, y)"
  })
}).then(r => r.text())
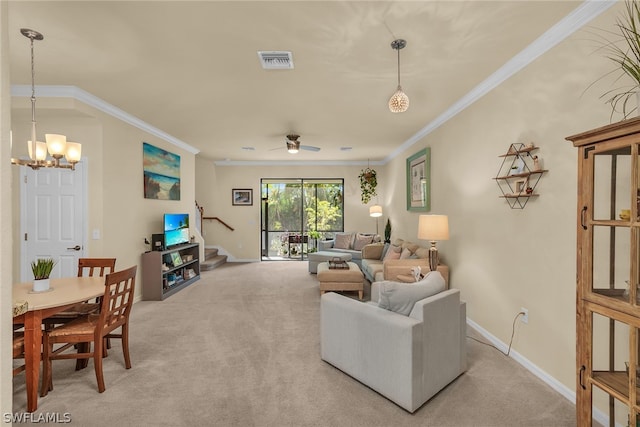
top-left (384, 0), bottom-right (616, 164)
top-left (11, 84), bottom-right (199, 155)
top-left (11, 0), bottom-right (615, 166)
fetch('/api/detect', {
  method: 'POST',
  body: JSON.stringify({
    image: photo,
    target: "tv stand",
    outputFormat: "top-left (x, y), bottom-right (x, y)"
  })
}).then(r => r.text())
top-left (141, 243), bottom-right (200, 300)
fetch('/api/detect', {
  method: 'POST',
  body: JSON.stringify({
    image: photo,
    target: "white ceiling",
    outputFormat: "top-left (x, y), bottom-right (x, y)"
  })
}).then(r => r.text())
top-left (7, 1), bottom-right (608, 164)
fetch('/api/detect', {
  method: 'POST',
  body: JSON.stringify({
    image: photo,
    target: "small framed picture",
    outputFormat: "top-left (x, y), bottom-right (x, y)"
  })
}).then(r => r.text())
top-left (232, 189), bottom-right (253, 206)
top-left (514, 178), bottom-right (528, 194)
top-left (170, 252), bottom-right (183, 267)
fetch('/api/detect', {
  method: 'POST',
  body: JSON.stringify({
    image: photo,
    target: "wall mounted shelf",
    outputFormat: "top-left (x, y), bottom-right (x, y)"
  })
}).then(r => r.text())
top-left (494, 143), bottom-right (547, 209)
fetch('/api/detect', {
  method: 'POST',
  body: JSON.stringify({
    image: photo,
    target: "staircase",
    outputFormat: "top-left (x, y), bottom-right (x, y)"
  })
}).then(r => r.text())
top-left (200, 247), bottom-right (227, 271)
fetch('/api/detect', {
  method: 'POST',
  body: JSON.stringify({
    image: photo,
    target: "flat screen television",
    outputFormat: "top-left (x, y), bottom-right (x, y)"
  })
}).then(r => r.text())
top-left (164, 213), bottom-right (190, 249)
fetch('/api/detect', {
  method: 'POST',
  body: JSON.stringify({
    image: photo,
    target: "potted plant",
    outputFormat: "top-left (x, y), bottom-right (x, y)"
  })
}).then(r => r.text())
top-left (384, 219), bottom-right (392, 244)
top-left (359, 167), bottom-right (377, 204)
top-left (31, 258), bottom-right (56, 292)
top-left (594, 0), bottom-right (640, 119)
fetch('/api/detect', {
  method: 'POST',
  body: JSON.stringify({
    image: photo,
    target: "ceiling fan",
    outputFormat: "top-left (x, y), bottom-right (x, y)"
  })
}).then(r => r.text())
top-left (271, 134), bottom-right (321, 154)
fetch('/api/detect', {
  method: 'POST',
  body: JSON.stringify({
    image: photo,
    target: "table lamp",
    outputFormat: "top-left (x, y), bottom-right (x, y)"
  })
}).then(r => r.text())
top-left (369, 205), bottom-right (383, 234)
top-left (417, 214), bottom-right (449, 272)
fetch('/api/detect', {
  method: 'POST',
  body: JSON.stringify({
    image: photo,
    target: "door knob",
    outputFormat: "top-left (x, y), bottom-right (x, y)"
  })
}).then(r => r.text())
top-left (67, 245), bottom-right (81, 251)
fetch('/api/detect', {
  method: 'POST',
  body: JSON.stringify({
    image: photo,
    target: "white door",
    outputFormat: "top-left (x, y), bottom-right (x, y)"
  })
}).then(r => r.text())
top-left (21, 163), bottom-right (87, 281)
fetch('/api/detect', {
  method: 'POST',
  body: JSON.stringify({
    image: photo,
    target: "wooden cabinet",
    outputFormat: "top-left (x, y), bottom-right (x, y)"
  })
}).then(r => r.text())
top-left (567, 117), bottom-right (640, 426)
top-left (141, 243), bottom-right (200, 300)
top-left (494, 143), bottom-right (547, 209)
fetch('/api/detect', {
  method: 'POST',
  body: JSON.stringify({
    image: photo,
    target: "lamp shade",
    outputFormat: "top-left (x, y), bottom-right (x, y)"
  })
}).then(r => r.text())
top-left (388, 87), bottom-right (409, 113)
top-left (45, 134), bottom-right (67, 157)
top-left (417, 215), bottom-right (449, 241)
top-left (27, 140), bottom-right (47, 161)
top-left (65, 142), bottom-right (82, 163)
top-left (369, 205), bottom-right (383, 217)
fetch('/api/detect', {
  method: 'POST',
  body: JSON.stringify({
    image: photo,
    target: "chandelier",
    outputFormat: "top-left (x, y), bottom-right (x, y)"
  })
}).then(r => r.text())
top-left (388, 39), bottom-right (409, 113)
top-left (11, 28), bottom-right (81, 170)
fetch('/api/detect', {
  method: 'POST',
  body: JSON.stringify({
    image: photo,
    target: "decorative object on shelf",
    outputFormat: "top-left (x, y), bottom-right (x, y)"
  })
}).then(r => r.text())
top-left (31, 258), bottom-right (56, 292)
top-left (143, 142), bottom-right (181, 200)
top-left (384, 218), bottom-right (392, 244)
top-left (170, 252), bottom-right (183, 267)
top-left (388, 39), bottom-right (409, 113)
top-left (591, 0), bottom-right (640, 119)
top-left (11, 29), bottom-right (81, 171)
top-left (406, 148), bottom-right (430, 212)
top-left (495, 143), bottom-right (547, 209)
top-left (417, 214), bottom-right (449, 272)
top-left (358, 167), bottom-right (377, 204)
top-left (232, 188), bottom-right (253, 206)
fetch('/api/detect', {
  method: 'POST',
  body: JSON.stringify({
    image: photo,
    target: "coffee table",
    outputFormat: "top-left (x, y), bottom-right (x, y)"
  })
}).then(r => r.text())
top-left (317, 261), bottom-right (364, 300)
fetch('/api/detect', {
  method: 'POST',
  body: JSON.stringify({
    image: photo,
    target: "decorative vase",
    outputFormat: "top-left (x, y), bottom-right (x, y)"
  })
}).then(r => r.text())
top-left (32, 278), bottom-right (50, 292)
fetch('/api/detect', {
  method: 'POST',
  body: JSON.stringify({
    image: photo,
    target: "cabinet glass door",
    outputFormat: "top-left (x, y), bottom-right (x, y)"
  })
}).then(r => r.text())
top-left (588, 144), bottom-right (639, 306)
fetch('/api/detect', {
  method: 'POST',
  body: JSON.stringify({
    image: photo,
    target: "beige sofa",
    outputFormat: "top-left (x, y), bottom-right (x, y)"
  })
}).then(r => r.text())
top-left (360, 239), bottom-right (449, 284)
top-left (320, 273), bottom-right (466, 413)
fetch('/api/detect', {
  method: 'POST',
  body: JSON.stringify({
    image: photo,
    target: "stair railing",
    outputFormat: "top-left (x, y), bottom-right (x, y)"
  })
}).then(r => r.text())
top-left (196, 200), bottom-right (235, 231)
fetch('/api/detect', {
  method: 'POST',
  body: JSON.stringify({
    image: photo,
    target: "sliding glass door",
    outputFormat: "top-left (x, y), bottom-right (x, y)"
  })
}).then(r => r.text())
top-left (261, 178), bottom-right (343, 261)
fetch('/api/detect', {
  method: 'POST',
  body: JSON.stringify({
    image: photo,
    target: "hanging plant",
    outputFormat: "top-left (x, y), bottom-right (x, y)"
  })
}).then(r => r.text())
top-left (358, 167), bottom-right (377, 204)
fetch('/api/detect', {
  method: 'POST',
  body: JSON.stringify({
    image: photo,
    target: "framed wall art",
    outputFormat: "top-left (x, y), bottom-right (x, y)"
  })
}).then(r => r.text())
top-left (406, 147), bottom-right (430, 212)
top-left (143, 142), bottom-right (181, 200)
top-left (232, 189), bottom-right (253, 206)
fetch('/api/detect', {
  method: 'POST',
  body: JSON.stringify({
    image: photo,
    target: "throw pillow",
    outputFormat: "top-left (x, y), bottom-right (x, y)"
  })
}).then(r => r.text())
top-left (383, 245), bottom-right (401, 261)
top-left (334, 233), bottom-right (353, 250)
top-left (399, 247), bottom-right (412, 259)
top-left (353, 234), bottom-right (374, 251)
top-left (377, 271), bottom-right (446, 316)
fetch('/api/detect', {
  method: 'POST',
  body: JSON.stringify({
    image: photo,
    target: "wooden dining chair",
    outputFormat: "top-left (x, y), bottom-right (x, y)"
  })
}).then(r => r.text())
top-left (43, 258), bottom-right (117, 329)
top-left (40, 265), bottom-right (137, 397)
top-left (13, 332), bottom-right (26, 377)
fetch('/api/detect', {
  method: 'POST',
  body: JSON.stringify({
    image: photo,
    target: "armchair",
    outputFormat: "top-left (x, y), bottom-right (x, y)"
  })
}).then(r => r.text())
top-left (320, 286), bottom-right (466, 413)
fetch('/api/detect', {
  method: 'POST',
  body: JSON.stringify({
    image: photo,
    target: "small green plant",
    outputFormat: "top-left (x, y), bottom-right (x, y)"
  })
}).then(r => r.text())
top-left (31, 258), bottom-right (56, 280)
top-left (384, 219), bottom-right (392, 243)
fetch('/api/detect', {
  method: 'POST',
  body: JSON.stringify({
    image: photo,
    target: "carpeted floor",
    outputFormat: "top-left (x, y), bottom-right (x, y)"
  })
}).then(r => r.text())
top-left (13, 261), bottom-right (575, 426)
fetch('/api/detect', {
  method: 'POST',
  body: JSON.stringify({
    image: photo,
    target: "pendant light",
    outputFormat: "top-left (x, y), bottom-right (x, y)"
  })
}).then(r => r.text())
top-left (388, 39), bottom-right (409, 113)
top-left (11, 28), bottom-right (81, 170)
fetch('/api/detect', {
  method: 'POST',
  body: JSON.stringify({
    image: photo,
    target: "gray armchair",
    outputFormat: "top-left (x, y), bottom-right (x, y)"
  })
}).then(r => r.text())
top-left (320, 287), bottom-right (466, 413)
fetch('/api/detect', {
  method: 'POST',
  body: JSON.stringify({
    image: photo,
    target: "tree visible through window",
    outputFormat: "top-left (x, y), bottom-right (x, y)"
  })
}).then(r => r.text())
top-left (261, 179), bottom-right (344, 259)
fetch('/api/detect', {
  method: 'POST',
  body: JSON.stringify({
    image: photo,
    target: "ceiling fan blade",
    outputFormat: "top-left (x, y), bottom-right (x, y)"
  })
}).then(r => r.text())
top-left (300, 145), bottom-right (321, 152)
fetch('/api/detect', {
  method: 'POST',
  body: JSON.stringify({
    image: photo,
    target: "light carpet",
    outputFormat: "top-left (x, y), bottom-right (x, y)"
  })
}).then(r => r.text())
top-left (13, 261), bottom-right (575, 426)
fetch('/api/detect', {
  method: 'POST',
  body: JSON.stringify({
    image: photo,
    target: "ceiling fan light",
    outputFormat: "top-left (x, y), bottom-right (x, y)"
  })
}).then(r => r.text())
top-left (287, 140), bottom-right (299, 154)
top-left (389, 86), bottom-right (409, 113)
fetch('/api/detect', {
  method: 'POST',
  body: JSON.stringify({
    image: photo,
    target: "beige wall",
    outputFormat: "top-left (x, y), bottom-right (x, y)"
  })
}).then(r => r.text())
top-left (10, 98), bottom-right (197, 302)
top-left (1, 0), bottom-right (13, 417)
top-left (195, 159), bottom-right (384, 260)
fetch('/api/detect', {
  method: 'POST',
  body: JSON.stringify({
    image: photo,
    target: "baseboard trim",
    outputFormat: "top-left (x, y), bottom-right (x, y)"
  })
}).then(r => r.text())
top-left (466, 317), bottom-right (609, 427)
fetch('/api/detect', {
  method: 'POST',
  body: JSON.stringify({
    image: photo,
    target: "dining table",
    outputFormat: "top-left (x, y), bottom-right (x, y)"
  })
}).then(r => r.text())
top-left (12, 276), bottom-right (105, 412)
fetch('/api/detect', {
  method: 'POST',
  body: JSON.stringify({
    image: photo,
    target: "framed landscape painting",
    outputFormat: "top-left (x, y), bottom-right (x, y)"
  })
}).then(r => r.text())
top-left (143, 142), bottom-right (181, 200)
top-left (406, 147), bottom-right (430, 212)
top-left (232, 189), bottom-right (253, 206)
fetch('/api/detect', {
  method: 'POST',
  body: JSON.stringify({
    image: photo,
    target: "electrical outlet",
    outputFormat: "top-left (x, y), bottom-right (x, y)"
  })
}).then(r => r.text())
top-left (520, 307), bottom-right (529, 324)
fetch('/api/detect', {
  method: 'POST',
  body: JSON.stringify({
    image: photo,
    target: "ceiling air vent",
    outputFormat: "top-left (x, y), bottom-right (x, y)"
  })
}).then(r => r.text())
top-left (257, 51), bottom-right (294, 70)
